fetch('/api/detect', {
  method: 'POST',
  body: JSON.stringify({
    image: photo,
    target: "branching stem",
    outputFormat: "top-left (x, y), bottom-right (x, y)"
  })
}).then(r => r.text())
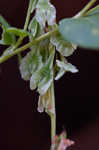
top-left (0, 28), bottom-right (58, 64)
top-left (15, 0), bottom-right (34, 62)
top-left (75, 0), bottom-right (97, 18)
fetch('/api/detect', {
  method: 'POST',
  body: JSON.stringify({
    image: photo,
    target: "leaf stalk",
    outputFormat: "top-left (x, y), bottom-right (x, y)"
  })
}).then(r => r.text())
top-left (75, 0), bottom-right (97, 18)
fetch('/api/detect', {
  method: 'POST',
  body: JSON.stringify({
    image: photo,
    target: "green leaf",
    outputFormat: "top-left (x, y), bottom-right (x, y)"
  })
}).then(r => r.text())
top-left (30, 49), bottom-right (55, 95)
top-left (28, 18), bottom-right (38, 37)
top-left (19, 46), bottom-right (43, 81)
top-left (35, 0), bottom-right (56, 28)
top-left (2, 31), bottom-right (16, 45)
top-left (0, 15), bottom-right (10, 29)
top-left (50, 32), bottom-right (76, 57)
top-left (59, 6), bottom-right (99, 49)
top-left (55, 60), bottom-right (78, 80)
top-left (0, 15), bottom-right (16, 45)
top-left (6, 27), bottom-right (31, 38)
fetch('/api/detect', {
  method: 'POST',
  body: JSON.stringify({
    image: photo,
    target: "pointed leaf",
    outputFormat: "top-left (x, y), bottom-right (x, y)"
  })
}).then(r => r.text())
top-left (55, 60), bottom-right (78, 80)
top-left (0, 15), bottom-right (10, 28)
top-left (59, 6), bottom-right (99, 49)
top-left (55, 68), bottom-right (65, 81)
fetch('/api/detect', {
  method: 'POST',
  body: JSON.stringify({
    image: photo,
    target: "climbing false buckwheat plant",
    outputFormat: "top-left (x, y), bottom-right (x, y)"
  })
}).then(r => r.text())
top-left (0, 0), bottom-right (99, 149)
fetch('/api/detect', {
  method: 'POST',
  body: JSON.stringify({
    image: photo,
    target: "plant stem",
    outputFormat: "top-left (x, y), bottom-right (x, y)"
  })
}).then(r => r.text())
top-left (74, 0), bottom-right (97, 18)
top-left (24, 0), bottom-right (34, 31)
top-left (0, 28), bottom-right (58, 64)
top-left (13, 37), bottom-right (23, 64)
top-left (50, 82), bottom-right (56, 142)
top-left (15, 0), bottom-right (34, 62)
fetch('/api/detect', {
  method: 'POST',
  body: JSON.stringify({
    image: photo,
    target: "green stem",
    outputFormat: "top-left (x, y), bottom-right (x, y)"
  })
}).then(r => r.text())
top-left (24, 0), bottom-right (34, 31)
top-left (15, 0), bottom-right (34, 62)
top-left (0, 28), bottom-right (58, 64)
top-left (74, 0), bottom-right (97, 18)
top-left (13, 36), bottom-right (24, 49)
top-left (50, 82), bottom-right (56, 142)
top-left (13, 37), bottom-right (23, 63)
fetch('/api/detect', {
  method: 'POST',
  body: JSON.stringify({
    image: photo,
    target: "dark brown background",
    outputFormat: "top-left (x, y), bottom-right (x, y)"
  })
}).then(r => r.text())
top-left (0, 0), bottom-right (99, 150)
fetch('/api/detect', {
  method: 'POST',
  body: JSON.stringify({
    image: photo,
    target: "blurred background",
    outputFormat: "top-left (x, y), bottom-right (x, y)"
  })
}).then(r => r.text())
top-left (0, 0), bottom-right (99, 150)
